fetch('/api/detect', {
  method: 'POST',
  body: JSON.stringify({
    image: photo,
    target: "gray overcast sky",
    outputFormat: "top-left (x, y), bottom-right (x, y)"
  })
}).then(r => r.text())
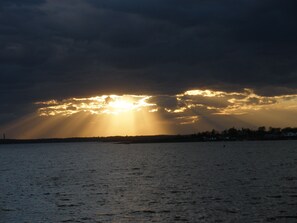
top-left (1, 0), bottom-right (297, 128)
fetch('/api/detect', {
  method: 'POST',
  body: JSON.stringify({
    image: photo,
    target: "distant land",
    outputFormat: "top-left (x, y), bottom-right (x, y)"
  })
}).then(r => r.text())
top-left (1, 127), bottom-right (297, 145)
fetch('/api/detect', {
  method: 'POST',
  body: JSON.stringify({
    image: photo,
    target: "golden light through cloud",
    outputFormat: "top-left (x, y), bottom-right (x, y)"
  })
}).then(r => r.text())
top-left (181, 89), bottom-right (227, 97)
top-left (23, 94), bottom-right (168, 138)
top-left (171, 88), bottom-right (297, 130)
top-left (2, 88), bottom-right (297, 139)
top-left (36, 95), bottom-right (156, 116)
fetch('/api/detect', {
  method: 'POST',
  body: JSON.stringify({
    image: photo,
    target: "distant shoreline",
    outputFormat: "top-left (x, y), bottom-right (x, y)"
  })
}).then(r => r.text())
top-left (1, 135), bottom-right (297, 145)
top-left (2, 127), bottom-right (297, 145)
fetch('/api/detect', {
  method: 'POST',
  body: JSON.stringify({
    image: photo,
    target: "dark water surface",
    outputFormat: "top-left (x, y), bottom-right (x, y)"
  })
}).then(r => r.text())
top-left (1, 141), bottom-right (297, 223)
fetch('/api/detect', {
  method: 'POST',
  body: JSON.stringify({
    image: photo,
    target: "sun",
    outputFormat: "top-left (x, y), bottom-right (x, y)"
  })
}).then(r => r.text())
top-left (105, 96), bottom-right (136, 114)
top-left (101, 95), bottom-right (156, 115)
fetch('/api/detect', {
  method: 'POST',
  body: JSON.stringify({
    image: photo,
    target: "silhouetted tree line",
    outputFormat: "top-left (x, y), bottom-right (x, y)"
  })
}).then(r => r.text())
top-left (191, 126), bottom-right (297, 141)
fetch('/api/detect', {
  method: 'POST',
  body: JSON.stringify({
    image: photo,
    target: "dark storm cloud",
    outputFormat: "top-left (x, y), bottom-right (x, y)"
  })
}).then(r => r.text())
top-left (1, 0), bottom-right (297, 125)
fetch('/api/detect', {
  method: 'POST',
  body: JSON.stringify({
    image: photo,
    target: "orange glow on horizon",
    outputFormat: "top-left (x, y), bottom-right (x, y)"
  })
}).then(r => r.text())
top-left (4, 94), bottom-right (168, 138)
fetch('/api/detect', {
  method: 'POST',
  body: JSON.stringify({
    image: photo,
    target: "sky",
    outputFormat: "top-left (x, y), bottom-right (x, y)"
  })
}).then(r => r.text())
top-left (1, 0), bottom-right (297, 138)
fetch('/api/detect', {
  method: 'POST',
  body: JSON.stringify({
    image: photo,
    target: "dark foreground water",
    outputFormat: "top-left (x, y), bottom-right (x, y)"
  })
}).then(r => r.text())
top-left (1, 141), bottom-right (297, 223)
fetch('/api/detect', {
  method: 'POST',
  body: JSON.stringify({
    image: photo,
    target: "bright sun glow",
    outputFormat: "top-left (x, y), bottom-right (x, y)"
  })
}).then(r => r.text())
top-left (109, 99), bottom-right (134, 111)
top-left (102, 95), bottom-right (154, 115)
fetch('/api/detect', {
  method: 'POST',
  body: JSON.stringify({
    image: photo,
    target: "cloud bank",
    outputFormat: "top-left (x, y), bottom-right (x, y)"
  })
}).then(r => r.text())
top-left (3, 88), bottom-right (292, 138)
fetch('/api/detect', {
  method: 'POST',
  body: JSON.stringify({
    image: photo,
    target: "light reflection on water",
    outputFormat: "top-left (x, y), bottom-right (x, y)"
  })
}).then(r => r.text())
top-left (1, 141), bottom-right (297, 222)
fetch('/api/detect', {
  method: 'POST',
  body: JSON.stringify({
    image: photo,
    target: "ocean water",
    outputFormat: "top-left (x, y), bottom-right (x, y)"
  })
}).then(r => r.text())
top-left (1, 141), bottom-right (297, 223)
